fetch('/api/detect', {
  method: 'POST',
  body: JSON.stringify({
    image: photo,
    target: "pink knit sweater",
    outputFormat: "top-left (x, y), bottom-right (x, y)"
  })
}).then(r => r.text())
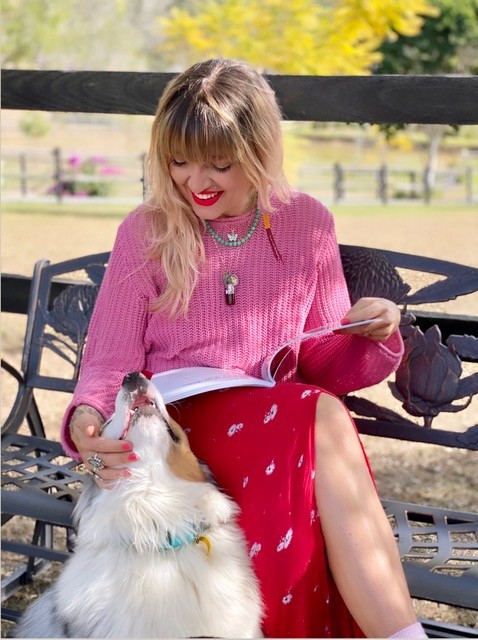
top-left (61, 191), bottom-right (403, 457)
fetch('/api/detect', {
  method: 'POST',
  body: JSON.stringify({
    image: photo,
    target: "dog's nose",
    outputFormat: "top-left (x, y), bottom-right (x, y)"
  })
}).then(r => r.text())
top-left (122, 371), bottom-right (141, 389)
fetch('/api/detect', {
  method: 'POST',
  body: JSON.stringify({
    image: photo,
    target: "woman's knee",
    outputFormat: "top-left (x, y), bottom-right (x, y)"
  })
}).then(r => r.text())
top-left (314, 392), bottom-right (356, 448)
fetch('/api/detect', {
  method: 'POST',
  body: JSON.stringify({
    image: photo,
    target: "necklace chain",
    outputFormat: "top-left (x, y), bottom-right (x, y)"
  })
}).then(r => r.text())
top-left (204, 208), bottom-right (261, 247)
top-left (206, 210), bottom-right (261, 305)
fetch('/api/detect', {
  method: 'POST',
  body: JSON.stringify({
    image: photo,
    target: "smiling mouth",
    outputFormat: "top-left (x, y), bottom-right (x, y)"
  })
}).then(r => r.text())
top-left (191, 190), bottom-right (223, 206)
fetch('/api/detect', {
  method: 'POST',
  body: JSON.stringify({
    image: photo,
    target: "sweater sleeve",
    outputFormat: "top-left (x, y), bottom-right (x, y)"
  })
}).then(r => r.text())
top-left (298, 209), bottom-right (404, 396)
top-left (61, 213), bottom-right (156, 458)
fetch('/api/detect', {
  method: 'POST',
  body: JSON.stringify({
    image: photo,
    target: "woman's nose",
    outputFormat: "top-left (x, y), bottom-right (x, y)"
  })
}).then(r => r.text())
top-left (187, 165), bottom-right (211, 193)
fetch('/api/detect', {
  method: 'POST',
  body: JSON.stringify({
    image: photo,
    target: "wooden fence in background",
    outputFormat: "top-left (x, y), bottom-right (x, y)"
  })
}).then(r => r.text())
top-left (1, 147), bottom-right (476, 205)
top-left (2, 70), bottom-right (478, 205)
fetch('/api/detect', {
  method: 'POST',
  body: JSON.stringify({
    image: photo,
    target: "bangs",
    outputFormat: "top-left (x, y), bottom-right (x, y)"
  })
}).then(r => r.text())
top-left (160, 98), bottom-right (243, 165)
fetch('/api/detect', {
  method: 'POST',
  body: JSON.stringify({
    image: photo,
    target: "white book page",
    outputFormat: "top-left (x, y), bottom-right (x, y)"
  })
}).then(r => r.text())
top-left (151, 366), bottom-right (274, 403)
top-left (261, 318), bottom-right (378, 382)
top-left (152, 319), bottom-right (377, 402)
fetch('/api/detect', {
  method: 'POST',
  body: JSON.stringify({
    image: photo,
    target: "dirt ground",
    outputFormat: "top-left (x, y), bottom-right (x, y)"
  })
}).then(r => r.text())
top-left (1, 206), bottom-right (478, 635)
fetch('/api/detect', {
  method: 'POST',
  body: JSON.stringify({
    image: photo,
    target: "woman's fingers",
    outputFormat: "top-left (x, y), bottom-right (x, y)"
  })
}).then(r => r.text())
top-left (75, 426), bottom-right (136, 487)
top-left (338, 297), bottom-right (401, 342)
top-left (82, 436), bottom-right (137, 484)
top-left (70, 405), bottom-right (138, 488)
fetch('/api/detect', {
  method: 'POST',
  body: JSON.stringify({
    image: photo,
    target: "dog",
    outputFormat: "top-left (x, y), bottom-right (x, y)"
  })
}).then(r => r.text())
top-left (16, 371), bottom-right (263, 638)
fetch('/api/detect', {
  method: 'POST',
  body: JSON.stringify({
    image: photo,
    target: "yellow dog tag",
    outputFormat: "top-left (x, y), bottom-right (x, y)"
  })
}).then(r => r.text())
top-left (195, 535), bottom-right (211, 557)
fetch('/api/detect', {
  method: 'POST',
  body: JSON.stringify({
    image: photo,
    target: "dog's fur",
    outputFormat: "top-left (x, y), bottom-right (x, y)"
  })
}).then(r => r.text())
top-left (16, 372), bottom-right (263, 638)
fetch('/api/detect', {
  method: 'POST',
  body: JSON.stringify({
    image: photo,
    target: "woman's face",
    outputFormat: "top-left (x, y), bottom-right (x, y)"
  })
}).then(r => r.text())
top-left (169, 158), bottom-right (255, 220)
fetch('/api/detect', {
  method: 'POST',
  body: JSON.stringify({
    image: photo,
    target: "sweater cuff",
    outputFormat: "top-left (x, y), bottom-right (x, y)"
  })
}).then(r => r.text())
top-left (60, 401), bottom-right (106, 461)
top-left (377, 327), bottom-right (404, 361)
top-left (61, 402), bottom-right (82, 460)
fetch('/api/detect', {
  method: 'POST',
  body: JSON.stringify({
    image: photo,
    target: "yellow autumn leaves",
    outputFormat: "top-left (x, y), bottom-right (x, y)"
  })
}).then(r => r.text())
top-left (157, 0), bottom-right (439, 75)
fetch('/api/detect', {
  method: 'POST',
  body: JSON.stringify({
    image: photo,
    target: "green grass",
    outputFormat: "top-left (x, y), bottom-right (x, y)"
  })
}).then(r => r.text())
top-left (332, 202), bottom-right (477, 217)
top-left (2, 199), bottom-right (476, 221)
top-left (1, 200), bottom-right (130, 218)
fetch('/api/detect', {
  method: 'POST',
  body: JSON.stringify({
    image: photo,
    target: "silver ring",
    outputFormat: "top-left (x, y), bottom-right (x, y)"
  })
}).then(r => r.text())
top-left (85, 469), bottom-right (101, 481)
top-left (87, 453), bottom-right (105, 470)
top-left (364, 331), bottom-right (372, 337)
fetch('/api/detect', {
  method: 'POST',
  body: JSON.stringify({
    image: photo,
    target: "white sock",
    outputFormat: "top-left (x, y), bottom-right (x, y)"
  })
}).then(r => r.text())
top-left (389, 621), bottom-right (427, 638)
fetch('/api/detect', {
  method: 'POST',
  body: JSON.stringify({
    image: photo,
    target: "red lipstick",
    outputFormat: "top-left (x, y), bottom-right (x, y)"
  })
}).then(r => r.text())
top-left (191, 190), bottom-right (223, 207)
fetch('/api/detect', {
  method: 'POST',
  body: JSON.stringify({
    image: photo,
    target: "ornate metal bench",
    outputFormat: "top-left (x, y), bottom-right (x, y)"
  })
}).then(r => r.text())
top-left (2, 247), bottom-right (477, 636)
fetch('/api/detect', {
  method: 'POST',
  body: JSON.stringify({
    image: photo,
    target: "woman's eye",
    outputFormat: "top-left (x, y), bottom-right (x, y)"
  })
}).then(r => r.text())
top-left (171, 159), bottom-right (187, 167)
top-left (213, 164), bottom-right (232, 173)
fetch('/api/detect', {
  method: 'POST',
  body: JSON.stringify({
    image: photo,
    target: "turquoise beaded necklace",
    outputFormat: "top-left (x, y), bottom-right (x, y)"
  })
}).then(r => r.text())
top-left (204, 208), bottom-right (261, 305)
top-left (204, 208), bottom-right (261, 247)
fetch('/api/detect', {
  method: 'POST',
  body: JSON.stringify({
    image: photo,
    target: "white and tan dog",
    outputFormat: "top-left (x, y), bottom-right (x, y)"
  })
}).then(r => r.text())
top-left (16, 371), bottom-right (263, 638)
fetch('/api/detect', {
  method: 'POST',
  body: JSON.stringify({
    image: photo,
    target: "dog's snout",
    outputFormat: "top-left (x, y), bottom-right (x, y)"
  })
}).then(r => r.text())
top-left (122, 371), bottom-right (142, 390)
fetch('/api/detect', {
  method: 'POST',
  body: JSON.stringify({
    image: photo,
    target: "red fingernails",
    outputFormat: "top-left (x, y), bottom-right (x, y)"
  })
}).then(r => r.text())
top-left (128, 452), bottom-right (140, 461)
top-left (123, 469), bottom-right (131, 477)
top-left (122, 442), bottom-right (133, 451)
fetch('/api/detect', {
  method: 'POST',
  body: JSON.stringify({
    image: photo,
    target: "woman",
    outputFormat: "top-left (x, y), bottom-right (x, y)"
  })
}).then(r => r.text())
top-left (62, 58), bottom-right (426, 638)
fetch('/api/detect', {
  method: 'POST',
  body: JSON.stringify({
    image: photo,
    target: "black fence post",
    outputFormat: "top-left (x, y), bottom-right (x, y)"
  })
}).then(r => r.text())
top-left (19, 152), bottom-right (27, 198)
top-left (378, 164), bottom-right (388, 204)
top-left (53, 147), bottom-right (63, 203)
top-left (465, 167), bottom-right (473, 204)
top-left (410, 171), bottom-right (418, 199)
top-left (423, 166), bottom-right (431, 204)
top-left (334, 163), bottom-right (344, 203)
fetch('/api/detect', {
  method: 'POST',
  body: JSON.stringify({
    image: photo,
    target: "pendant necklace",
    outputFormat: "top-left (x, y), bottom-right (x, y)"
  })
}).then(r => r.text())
top-left (205, 208), bottom-right (261, 305)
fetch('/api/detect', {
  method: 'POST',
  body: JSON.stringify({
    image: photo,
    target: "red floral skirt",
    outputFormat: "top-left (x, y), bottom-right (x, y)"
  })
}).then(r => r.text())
top-left (168, 382), bottom-right (367, 638)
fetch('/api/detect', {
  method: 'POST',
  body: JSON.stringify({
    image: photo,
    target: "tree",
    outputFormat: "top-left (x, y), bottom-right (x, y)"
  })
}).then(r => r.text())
top-left (1, 0), bottom-right (165, 70)
top-left (374, 0), bottom-right (478, 188)
top-left (1, 0), bottom-right (71, 67)
top-left (375, 0), bottom-right (478, 75)
top-left (156, 0), bottom-right (439, 75)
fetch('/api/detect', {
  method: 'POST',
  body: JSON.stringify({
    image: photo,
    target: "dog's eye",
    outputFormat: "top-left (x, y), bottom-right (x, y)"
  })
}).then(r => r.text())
top-left (166, 423), bottom-right (180, 443)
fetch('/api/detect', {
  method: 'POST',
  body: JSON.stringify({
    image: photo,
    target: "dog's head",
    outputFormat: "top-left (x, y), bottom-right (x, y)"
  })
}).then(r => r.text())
top-left (101, 371), bottom-right (207, 483)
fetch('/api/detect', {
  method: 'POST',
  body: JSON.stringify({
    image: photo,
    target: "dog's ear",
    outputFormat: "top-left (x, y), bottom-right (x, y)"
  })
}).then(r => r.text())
top-left (166, 415), bottom-right (188, 446)
top-left (198, 460), bottom-right (218, 487)
top-left (166, 416), bottom-right (208, 483)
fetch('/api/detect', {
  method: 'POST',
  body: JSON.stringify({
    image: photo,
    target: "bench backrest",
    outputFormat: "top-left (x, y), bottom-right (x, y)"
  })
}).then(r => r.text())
top-left (9, 245), bottom-right (478, 451)
top-left (20, 252), bottom-right (110, 393)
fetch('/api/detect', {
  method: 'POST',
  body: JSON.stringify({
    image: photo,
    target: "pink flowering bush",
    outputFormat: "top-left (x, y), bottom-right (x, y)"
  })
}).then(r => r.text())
top-left (50, 155), bottom-right (122, 196)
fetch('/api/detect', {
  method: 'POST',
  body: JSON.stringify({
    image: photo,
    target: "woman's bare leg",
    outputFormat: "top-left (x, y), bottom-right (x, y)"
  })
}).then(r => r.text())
top-left (314, 392), bottom-right (418, 638)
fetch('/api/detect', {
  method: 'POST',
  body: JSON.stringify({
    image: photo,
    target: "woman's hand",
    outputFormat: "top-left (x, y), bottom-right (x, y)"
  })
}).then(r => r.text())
top-left (336, 297), bottom-right (401, 342)
top-left (70, 404), bottom-right (136, 488)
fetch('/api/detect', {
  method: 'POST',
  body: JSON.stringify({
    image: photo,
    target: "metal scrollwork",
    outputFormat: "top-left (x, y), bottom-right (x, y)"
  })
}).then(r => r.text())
top-left (43, 283), bottom-right (100, 378)
top-left (340, 245), bottom-right (477, 438)
top-left (390, 325), bottom-right (478, 428)
top-left (340, 246), bottom-right (410, 305)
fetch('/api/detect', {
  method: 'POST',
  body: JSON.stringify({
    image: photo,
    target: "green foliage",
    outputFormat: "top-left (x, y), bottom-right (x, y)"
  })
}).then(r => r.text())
top-left (1, 0), bottom-right (158, 70)
top-left (19, 113), bottom-right (50, 137)
top-left (375, 0), bottom-right (477, 152)
top-left (1, 0), bottom-right (70, 67)
top-left (156, 0), bottom-right (438, 74)
top-left (375, 0), bottom-right (478, 75)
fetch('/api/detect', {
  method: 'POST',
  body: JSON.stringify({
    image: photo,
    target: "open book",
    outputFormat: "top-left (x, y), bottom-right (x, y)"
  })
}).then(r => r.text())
top-left (151, 319), bottom-right (375, 404)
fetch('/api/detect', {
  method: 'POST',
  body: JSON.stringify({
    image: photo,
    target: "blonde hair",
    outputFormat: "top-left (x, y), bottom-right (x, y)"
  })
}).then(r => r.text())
top-left (145, 58), bottom-right (291, 316)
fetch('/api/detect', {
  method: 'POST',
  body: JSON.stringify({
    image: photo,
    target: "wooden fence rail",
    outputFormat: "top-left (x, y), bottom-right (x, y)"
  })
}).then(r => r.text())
top-left (1, 148), bottom-right (475, 204)
top-left (2, 71), bottom-right (478, 124)
top-left (3, 71), bottom-right (477, 205)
